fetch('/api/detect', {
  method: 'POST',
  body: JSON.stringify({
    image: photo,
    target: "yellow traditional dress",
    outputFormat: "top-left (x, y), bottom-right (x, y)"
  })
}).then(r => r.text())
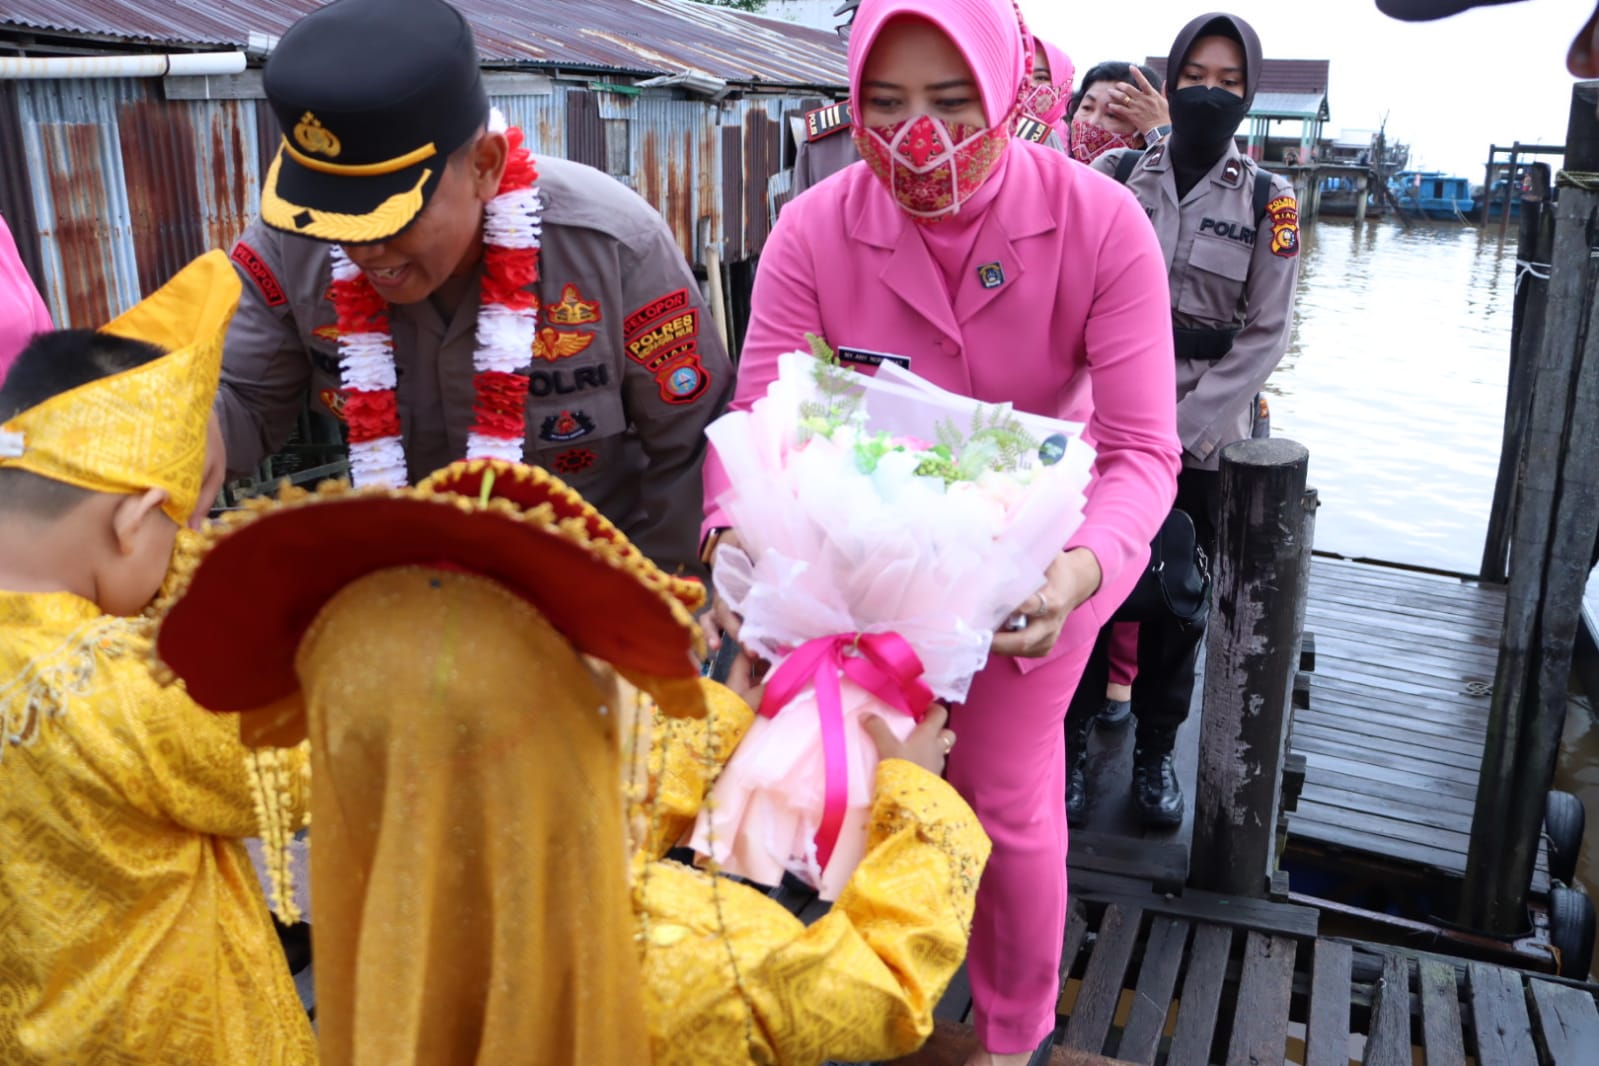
top-left (154, 460), bottom-right (991, 1066)
top-left (0, 593), bottom-right (316, 1065)
top-left (0, 251), bottom-right (317, 1064)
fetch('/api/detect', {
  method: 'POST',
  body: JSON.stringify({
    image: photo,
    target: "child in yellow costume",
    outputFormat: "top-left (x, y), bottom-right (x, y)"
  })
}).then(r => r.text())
top-left (154, 457), bottom-right (992, 1066)
top-left (0, 252), bottom-right (316, 1065)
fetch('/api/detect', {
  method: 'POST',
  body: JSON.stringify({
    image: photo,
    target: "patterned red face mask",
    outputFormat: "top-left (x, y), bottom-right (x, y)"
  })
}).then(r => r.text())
top-left (852, 114), bottom-right (1010, 222)
top-left (1020, 82), bottom-right (1064, 124)
top-left (1069, 119), bottom-right (1143, 165)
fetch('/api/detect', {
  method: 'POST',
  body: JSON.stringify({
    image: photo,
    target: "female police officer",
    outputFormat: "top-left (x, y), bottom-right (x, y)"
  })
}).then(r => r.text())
top-left (1069, 11), bottom-right (1299, 830)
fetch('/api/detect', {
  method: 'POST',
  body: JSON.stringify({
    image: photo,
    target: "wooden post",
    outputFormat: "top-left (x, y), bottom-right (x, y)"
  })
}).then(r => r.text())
top-left (1481, 145), bottom-right (1498, 230)
top-left (1498, 142), bottom-right (1521, 239)
top-left (1191, 439), bottom-right (1314, 897)
top-left (1480, 163), bottom-right (1554, 583)
top-left (1354, 173), bottom-right (1369, 225)
top-left (1459, 82), bottom-right (1599, 935)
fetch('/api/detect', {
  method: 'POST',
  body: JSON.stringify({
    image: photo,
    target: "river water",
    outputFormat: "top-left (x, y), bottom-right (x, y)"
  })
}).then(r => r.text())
top-left (1266, 216), bottom-right (1599, 965)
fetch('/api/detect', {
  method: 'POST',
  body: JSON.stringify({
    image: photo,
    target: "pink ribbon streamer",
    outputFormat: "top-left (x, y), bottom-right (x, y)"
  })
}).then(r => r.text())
top-left (757, 632), bottom-right (935, 874)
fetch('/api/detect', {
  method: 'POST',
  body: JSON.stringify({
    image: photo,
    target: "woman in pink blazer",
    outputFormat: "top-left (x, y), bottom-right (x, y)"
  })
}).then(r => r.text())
top-left (701, 0), bottom-right (1180, 1060)
top-left (0, 215), bottom-right (50, 384)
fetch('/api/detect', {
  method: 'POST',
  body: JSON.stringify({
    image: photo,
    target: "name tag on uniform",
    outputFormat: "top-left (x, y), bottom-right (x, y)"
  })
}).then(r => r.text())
top-left (836, 347), bottom-right (911, 370)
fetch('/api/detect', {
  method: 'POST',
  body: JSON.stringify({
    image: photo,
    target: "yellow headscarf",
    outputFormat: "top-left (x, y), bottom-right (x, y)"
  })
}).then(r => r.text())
top-left (0, 251), bottom-right (237, 525)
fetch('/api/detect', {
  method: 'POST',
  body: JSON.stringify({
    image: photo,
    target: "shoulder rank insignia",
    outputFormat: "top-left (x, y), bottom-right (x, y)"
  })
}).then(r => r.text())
top-left (1222, 158), bottom-right (1244, 185)
top-left (1145, 143), bottom-right (1167, 167)
top-left (805, 101), bottom-right (852, 143)
top-left (1015, 117), bottom-right (1051, 144)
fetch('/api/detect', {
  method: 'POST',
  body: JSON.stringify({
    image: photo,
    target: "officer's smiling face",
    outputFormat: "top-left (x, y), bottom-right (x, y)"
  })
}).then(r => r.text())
top-left (340, 132), bottom-right (509, 305)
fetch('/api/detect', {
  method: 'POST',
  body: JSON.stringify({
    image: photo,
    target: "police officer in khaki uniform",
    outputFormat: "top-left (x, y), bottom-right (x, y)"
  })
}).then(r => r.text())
top-left (1067, 11), bottom-right (1299, 828)
top-left (207, 0), bottom-right (732, 582)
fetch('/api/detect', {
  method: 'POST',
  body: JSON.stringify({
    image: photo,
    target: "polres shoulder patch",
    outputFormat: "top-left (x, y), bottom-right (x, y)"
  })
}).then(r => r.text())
top-left (230, 240), bottom-right (286, 308)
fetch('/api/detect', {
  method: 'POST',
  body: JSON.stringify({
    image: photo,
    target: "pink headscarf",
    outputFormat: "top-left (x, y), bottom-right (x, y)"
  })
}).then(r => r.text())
top-left (1030, 36), bottom-right (1075, 126)
top-left (0, 215), bottom-right (51, 386)
top-left (848, 0), bottom-right (1028, 131)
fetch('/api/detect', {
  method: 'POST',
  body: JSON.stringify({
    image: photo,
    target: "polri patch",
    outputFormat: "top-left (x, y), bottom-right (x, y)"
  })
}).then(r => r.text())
top-left (805, 101), bottom-right (852, 142)
top-left (231, 241), bottom-right (286, 307)
top-left (836, 346), bottom-right (911, 370)
top-left (540, 409), bottom-right (596, 442)
top-left (529, 364), bottom-right (609, 397)
top-left (1015, 117), bottom-right (1050, 144)
top-left (977, 262), bottom-right (1005, 289)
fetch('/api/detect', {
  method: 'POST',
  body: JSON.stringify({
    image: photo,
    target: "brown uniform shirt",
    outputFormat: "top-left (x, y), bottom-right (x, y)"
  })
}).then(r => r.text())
top-left (1094, 141), bottom-right (1299, 469)
top-left (218, 155), bottom-right (732, 580)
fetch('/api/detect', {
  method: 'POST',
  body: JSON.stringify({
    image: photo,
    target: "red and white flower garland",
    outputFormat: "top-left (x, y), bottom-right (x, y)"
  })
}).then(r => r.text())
top-left (329, 108), bottom-right (543, 488)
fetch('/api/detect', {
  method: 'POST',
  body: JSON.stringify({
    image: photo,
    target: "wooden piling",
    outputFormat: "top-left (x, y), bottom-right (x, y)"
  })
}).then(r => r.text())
top-left (1191, 439), bottom-right (1314, 898)
top-left (1459, 81), bottom-right (1599, 936)
top-left (1354, 173), bottom-right (1369, 225)
top-left (1480, 162), bottom-right (1554, 583)
top-left (1497, 142), bottom-right (1521, 240)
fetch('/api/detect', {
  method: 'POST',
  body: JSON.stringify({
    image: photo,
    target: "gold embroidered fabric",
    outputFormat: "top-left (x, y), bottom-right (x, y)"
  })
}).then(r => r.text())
top-left (0, 251), bottom-right (238, 525)
top-left (635, 686), bottom-right (992, 1065)
top-left (292, 566), bottom-right (991, 1066)
top-left (0, 590), bottom-right (314, 1065)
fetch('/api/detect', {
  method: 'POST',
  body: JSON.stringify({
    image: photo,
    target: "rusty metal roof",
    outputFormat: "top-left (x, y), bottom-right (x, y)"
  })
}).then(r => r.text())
top-left (0, 0), bottom-right (848, 88)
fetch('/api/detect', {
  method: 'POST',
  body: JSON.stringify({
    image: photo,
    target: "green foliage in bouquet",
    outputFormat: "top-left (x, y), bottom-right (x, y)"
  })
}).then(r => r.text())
top-left (798, 333), bottom-right (1040, 485)
top-left (798, 332), bottom-right (865, 442)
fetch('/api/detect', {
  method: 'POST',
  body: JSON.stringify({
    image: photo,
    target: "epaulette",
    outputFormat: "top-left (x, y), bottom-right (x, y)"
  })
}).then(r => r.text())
top-left (804, 101), bottom-right (852, 142)
top-left (1015, 116), bottom-right (1052, 144)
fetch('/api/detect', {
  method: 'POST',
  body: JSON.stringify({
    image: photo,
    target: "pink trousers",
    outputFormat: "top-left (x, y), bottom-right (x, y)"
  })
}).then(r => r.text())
top-left (945, 637), bottom-right (1095, 1053)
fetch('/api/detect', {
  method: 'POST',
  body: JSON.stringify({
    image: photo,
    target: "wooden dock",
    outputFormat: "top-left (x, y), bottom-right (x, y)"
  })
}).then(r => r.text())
top-left (886, 873), bottom-right (1599, 1066)
top-left (1290, 555), bottom-right (1551, 895)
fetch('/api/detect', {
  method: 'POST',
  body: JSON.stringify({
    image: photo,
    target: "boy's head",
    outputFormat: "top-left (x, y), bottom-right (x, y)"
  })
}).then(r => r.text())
top-left (0, 331), bottom-right (178, 614)
top-left (0, 251), bottom-right (239, 615)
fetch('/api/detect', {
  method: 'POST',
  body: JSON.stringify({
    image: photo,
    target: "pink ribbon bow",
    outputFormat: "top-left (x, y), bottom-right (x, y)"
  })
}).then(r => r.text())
top-left (757, 632), bottom-right (935, 874)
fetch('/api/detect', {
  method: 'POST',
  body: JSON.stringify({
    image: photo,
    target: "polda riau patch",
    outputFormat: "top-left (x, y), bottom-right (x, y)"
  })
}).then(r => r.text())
top-left (1267, 195), bottom-right (1299, 258)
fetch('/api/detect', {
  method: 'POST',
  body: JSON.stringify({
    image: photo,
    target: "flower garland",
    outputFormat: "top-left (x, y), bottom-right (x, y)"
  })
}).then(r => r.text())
top-left (329, 108), bottom-right (543, 488)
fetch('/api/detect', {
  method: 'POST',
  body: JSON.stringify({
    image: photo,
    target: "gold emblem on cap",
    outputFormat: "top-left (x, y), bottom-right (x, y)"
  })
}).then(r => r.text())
top-left (293, 112), bottom-right (342, 159)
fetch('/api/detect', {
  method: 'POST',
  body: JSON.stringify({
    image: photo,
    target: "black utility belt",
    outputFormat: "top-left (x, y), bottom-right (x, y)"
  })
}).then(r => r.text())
top-left (1173, 326), bottom-right (1239, 362)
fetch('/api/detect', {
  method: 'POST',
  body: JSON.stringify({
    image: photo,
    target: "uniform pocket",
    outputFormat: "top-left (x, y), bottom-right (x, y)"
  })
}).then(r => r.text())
top-left (1176, 236), bottom-right (1251, 323)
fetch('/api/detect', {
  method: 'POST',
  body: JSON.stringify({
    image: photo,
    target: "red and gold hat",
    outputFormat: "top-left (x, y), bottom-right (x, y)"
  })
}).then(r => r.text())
top-left (155, 459), bottom-right (707, 739)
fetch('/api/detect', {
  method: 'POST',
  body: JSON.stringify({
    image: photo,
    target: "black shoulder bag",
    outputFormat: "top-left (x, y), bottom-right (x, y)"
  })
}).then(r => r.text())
top-left (1111, 508), bottom-right (1211, 626)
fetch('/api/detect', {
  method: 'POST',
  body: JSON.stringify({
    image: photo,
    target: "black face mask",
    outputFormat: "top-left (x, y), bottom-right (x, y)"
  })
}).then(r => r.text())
top-left (1169, 85), bottom-right (1250, 161)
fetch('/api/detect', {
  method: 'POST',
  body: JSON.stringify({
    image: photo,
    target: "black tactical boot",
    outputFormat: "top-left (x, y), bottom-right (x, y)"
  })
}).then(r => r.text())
top-left (1132, 728), bottom-right (1184, 829)
top-left (1097, 696), bottom-right (1132, 731)
top-left (1067, 717), bottom-right (1094, 828)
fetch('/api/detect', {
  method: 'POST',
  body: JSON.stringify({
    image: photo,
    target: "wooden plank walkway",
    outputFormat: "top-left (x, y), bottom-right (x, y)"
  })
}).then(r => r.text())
top-left (1290, 556), bottom-right (1552, 894)
top-left (909, 884), bottom-right (1599, 1066)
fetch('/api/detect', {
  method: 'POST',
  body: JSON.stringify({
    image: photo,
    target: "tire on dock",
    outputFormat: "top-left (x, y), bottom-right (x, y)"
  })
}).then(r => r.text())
top-left (1544, 790), bottom-right (1586, 885)
top-left (1549, 883), bottom-right (1596, 978)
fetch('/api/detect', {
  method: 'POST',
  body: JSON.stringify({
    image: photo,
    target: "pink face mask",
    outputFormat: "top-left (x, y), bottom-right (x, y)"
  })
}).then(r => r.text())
top-left (1069, 120), bottom-right (1143, 165)
top-left (852, 114), bottom-right (1010, 222)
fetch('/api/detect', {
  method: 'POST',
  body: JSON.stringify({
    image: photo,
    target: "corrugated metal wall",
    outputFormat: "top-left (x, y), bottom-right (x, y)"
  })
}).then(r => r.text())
top-left (7, 75), bottom-right (816, 328)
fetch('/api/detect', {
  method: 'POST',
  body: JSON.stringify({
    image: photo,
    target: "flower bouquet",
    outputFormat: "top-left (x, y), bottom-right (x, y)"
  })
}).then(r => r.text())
top-left (687, 339), bottom-right (1095, 898)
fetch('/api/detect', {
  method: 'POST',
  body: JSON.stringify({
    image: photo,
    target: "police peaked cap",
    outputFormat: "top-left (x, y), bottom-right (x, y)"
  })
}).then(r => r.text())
top-left (259, 0), bottom-right (490, 244)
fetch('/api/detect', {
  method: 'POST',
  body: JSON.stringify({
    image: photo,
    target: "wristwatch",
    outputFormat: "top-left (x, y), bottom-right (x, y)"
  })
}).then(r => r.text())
top-left (699, 526), bottom-right (731, 568)
top-left (1143, 124), bottom-right (1171, 147)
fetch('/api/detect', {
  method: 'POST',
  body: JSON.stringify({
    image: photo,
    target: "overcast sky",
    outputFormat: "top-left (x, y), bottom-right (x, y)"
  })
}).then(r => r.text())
top-left (1019, 0), bottom-right (1584, 177)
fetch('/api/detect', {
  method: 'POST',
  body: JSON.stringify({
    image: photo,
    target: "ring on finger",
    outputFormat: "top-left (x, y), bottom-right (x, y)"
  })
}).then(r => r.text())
top-left (941, 731), bottom-right (956, 754)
